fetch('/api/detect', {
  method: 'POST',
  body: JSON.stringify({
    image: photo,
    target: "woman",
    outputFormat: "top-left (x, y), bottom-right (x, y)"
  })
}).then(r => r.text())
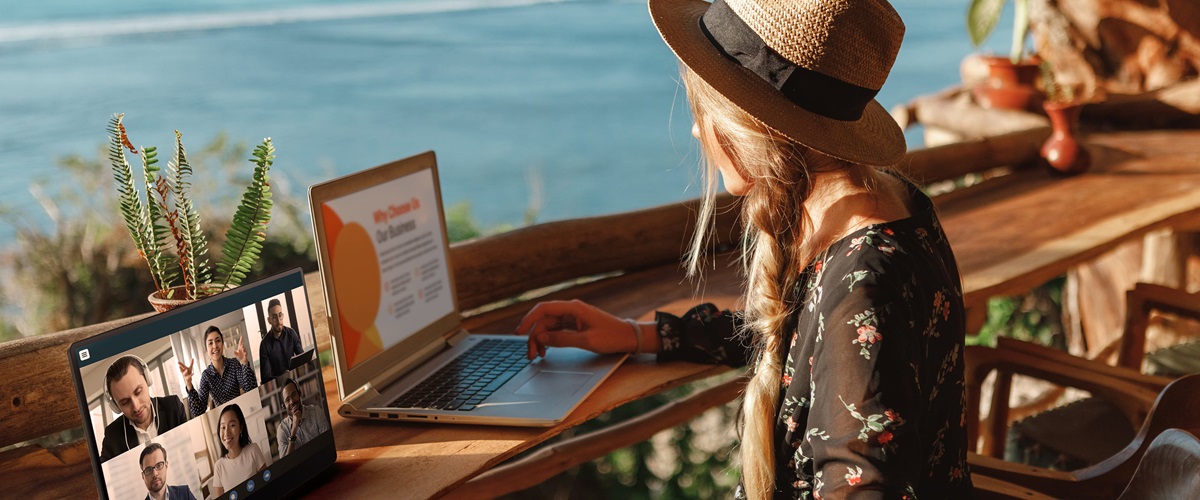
top-left (520, 0), bottom-right (972, 497)
top-left (179, 326), bottom-right (258, 419)
top-left (211, 404), bottom-right (267, 496)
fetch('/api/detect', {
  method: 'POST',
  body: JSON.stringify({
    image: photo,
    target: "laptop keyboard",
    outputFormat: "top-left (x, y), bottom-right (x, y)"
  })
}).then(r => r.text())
top-left (388, 338), bottom-right (531, 412)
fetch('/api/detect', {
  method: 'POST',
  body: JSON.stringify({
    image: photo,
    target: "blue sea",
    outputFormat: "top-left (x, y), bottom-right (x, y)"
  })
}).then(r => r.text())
top-left (0, 0), bottom-right (1015, 246)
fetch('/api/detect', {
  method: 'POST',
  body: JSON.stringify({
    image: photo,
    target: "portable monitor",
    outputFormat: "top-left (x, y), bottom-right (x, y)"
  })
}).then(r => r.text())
top-left (69, 269), bottom-right (335, 500)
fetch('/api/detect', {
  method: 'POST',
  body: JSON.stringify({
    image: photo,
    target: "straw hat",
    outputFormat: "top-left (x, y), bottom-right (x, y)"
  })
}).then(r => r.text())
top-left (650, 0), bottom-right (906, 167)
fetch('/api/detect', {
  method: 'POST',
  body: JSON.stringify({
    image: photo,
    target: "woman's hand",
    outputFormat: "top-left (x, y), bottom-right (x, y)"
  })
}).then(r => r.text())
top-left (517, 300), bottom-right (637, 359)
top-left (178, 360), bottom-right (195, 391)
top-left (234, 336), bottom-right (248, 365)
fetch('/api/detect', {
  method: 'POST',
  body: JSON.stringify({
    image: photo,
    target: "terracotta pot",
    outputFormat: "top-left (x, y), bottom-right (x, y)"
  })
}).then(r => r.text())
top-left (148, 284), bottom-right (231, 312)
top-left (1040, 101), bottom-right (1091, 175)
top-left (971, 55), bottom-right (1044, 112)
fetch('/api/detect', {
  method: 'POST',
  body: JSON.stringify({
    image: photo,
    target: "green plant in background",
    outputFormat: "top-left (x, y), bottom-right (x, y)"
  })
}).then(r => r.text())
top-left (109, 113), bottom-right (275, 300)
top-left (0, 132), bottom-right (310, 340)
top-left (969, 276), bottom-right (1066, 350)
top-left (968, 0), bottom-right (1031, 63)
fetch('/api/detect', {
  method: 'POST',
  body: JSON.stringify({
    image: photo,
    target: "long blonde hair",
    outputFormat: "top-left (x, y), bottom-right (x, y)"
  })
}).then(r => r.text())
top-left (682, 67), bottom-right (843, 499)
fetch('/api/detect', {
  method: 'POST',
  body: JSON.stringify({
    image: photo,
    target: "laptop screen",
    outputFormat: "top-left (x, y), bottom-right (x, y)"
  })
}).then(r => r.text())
top-left (315, 165), bottom-right (455, 370)
top-left (69, 269), bottom-right (336, 500)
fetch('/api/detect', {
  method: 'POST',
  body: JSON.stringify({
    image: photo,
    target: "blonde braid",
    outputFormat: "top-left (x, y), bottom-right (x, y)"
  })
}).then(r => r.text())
top-left (682, 67), bottom-right (824, 499)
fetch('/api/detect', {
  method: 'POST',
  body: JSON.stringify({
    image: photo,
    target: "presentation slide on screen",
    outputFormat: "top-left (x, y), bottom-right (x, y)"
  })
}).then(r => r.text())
top-left (320, 169), bottom-right (453, 369)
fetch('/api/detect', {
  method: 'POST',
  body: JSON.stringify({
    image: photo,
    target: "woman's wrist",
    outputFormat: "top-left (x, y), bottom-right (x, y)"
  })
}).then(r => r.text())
top-left (624, 318), bottom-right (642, 355)
top-left (624, 319), bottom-right (659, 354)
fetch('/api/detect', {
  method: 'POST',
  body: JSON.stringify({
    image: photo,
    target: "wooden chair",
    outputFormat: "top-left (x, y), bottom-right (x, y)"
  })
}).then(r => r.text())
top-left (1117, 428), bottom-right (1200, 499)
top-left (966, 282), bottom-right (1200, 463)
top-left (1119, 282), bottom-right (1200, 374)
top-left (971, 427), bottom-right (1200, 500)
top-left (965, 336), bottom-right (1170, 460)
top-left (967, 374), bottom-right (1200, 498)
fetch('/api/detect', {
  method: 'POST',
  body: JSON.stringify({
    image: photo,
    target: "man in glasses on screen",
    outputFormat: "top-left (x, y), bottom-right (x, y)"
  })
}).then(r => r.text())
top-left (259, 299), bottom-right (303, 381)
top-left (139, 442), bottom-right (197, 500)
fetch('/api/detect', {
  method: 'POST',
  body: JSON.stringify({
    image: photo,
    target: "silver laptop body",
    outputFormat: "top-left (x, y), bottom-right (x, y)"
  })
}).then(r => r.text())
top-left (309, 151), bottom-right (625, 426)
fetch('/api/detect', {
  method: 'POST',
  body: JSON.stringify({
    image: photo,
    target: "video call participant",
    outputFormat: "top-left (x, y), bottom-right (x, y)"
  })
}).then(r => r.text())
top-left (212, 403), bottom-right (268, 497)
top-left (275, 378), bottom-right (329, 457)
top-left (99, 356), bottom-right (189, 462)
top-left (139, 442), bottom-right (197, 500)
top-left (258, 299), bottom-right (303, 381)
top-left (179, 325), bottom-right (258, 419)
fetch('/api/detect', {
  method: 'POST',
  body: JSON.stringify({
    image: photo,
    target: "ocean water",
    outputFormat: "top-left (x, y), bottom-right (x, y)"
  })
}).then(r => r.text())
top-left (0, 0), bottom-right (1014, 246)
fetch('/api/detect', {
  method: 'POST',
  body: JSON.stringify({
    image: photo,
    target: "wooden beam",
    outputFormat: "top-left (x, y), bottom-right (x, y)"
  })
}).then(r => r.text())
top-left (449, 194), bottom-right (741, 311)
top-left (894, 89), bottom-right (1050, 138)
top-left (0, 313), bottom-right (152, 447)
top-left (899, 127), bottom-right (1049, 185)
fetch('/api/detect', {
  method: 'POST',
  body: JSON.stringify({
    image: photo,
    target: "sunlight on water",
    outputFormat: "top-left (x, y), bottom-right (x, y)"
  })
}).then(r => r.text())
top-left (0, 0), bottom-right (563, 43)
top-left (0, 0), bottom-right (1003, 245)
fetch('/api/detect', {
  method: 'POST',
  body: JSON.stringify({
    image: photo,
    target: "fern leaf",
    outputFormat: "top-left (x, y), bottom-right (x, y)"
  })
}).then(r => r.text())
top-left (213, 138), bottom-right (274, 294)
top-left (143, 146), bottom-right (180, 290)
top-left (170, 131), bottom-right (212, 299)
top-left (108, 114), bottom-right (168, 293)
top-left (152, 175), bottom-right (182, 291)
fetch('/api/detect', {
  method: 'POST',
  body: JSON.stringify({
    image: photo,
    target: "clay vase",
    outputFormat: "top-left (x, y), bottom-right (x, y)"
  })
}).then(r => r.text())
top-left (971, 55), bottom-right (1043, 112)
top-left (1040, 101), bottom-right (1091, 175)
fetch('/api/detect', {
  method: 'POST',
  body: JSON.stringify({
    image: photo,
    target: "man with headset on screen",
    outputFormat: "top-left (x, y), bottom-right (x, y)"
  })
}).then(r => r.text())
top-left (99, 356), bottom-right (189, 462)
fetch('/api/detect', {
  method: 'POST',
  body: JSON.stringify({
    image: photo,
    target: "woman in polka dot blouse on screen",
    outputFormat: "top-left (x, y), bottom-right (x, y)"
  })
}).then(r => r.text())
top-left (179, 325), bottom-right (258, 418)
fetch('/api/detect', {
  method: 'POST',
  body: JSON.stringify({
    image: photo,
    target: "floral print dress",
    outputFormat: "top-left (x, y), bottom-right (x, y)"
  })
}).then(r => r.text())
top-left (657, 182), bottom-right (973, 499)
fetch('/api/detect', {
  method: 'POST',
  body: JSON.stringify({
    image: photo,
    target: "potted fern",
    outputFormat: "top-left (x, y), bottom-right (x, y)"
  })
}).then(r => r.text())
top-left (108, 113), bottom-right (275, 311)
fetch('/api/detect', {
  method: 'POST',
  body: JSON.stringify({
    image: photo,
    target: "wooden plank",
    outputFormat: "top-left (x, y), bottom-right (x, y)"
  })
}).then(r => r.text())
top-left (0, 440), bottom-right (94, 499)
top-left (939, 130), bottom-right (1200, 307)
top-left (899, 127), bottom-right (1048, 185)
top-left (449, 194), bottom-right (741, 312)
top-left (0, 313), bottom-right (153, 448)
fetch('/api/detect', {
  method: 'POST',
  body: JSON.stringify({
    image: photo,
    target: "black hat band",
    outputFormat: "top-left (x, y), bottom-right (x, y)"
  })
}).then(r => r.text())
top-left (699, 0), bottom-right (879, 121)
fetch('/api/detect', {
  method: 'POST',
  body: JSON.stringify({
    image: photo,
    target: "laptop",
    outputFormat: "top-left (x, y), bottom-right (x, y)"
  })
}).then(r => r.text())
top-left (308, 151), bottom-right (626, 426)
top-left (68, 269), bottom-right (336, 500)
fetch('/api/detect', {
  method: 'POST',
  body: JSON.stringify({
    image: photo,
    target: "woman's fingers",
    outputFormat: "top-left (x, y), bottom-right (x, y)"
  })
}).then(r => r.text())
top-left (520, 299), bottom-right (631, 358)
top-left (516, 300), bottom-right (589, 334)
top-left (528, 331), bottom-right (590, 359)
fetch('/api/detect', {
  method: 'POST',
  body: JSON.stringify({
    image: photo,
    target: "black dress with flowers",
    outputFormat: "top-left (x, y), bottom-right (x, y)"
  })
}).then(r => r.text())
top-left (656, 183), bottom-right (973, 499)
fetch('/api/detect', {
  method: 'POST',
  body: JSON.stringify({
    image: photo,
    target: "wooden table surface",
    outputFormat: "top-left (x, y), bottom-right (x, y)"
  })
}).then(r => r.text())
top-left (3, 129), bottom-right (1199, 499)
top-left (310, 129), bottom-right (1200, 498)
top-left (934, 130), bottom-right (1200, 326)
top-left (303, 259), bottom-right (744, 499)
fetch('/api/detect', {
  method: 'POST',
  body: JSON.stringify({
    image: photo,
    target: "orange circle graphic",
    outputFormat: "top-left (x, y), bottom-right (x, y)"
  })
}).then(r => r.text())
top-left (331, 222), bottom-right (381, 332)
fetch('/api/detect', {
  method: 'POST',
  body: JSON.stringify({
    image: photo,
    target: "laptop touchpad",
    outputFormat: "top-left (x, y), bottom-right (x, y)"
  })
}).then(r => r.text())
top-left (514, 370), bottom-right (593, 396)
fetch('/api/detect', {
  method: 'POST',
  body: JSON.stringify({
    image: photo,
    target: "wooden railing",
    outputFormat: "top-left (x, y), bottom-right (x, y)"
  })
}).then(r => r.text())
top-left (0, 122), bottom-right (1061, 498)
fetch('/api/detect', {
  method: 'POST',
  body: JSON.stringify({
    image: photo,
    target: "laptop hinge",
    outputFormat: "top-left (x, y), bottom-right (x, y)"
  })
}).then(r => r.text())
top-left (366, 328), bottom-right (462, 391)
top-left (446, 328), bottom-right (469, 346)
top-left (343, 382), bottom-right (381, 411)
